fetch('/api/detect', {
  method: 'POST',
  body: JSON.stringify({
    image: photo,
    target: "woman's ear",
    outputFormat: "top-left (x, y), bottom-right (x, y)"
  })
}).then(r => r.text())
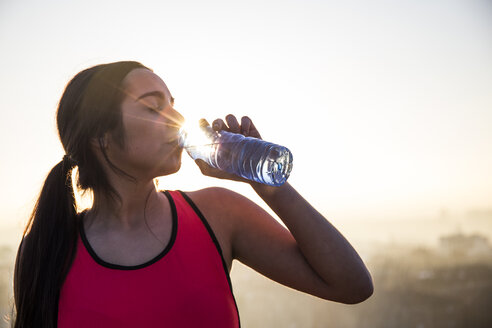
top-left (98, 136), bottom-right (108, 150)
top-left (90, 133), bottom-right (110, 151)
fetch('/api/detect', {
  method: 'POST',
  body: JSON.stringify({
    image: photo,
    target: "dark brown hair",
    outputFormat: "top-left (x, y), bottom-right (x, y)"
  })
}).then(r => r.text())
top-left (12, 61), bottom-right (147, 328)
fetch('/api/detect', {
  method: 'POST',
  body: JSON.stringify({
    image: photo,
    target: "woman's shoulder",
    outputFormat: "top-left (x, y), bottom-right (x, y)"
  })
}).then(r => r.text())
top-left (176, 187), bottom-right (261, 236)
top-left (175, 187), bottom-right (257, 234)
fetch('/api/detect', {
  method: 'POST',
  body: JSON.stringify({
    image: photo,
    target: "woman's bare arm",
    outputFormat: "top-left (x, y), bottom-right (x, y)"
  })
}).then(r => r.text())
top-left (194, 115), bottom-right (374, 303)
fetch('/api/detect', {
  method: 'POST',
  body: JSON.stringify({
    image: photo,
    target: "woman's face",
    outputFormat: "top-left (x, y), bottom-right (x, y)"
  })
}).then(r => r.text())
top-left (107, 68), bottom-right (184, 179)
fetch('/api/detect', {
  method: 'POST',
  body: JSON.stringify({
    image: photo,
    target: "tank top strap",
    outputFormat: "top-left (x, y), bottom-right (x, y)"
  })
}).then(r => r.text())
top-left (163, 190), bottom-right (241, 327)
top-left (164, 190), bottom-right (232, 287)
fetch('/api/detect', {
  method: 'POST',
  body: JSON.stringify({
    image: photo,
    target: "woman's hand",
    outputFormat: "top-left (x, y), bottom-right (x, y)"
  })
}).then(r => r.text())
top-left (211, 114), bottom-right (262, 139)
top-left (194, 114), bottom-right (262, 183)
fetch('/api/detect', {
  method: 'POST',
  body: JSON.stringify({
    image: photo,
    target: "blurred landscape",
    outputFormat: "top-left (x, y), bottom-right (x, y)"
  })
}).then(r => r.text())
top-left (1, 210), bottom-right (491, 327)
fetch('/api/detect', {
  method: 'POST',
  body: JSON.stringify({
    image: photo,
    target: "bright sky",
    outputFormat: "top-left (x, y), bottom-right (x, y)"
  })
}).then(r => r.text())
top-left (1, 0), bottom-right (491, 233)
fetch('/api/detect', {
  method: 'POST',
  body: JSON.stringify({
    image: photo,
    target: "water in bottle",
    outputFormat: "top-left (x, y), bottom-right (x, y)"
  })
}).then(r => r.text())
top-left (179, 119), bottom-right (293, 186)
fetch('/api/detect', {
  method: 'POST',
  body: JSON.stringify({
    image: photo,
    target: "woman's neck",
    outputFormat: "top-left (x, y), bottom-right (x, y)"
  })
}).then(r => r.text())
top-left (89, 178), bottom-right (161, 231)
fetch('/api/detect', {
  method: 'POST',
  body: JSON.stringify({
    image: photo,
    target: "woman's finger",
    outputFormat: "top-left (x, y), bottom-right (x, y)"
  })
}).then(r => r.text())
top-left (226, 114), bottom-right (241, 133)
top-left (240, 116), bottom-right (251, 135)
top-left (212, 119), bottom-right (226, 131)
top-left (241, 116), bottom-right (262, 139)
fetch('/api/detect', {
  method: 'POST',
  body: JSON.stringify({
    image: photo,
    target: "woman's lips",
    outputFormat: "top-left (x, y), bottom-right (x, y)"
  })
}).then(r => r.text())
top-left (163, 131), bottom-right (181, 146)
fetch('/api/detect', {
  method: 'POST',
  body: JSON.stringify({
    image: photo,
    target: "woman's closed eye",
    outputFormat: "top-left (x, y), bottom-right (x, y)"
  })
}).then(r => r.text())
top-left (146, 105), bottom-right (164, 113)
top-left (144, 100), bottom-right (168, 114)
top-left (144, 105), bottom-right (180, 127)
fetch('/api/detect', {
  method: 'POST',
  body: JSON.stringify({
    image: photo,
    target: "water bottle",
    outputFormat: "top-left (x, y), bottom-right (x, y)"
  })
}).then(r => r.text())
top-left (178, 119), bottom-right (293, 186)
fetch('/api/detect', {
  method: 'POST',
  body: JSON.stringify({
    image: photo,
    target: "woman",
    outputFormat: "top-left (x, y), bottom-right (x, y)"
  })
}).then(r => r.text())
top-left (13, 61), bottom-right (373, 328)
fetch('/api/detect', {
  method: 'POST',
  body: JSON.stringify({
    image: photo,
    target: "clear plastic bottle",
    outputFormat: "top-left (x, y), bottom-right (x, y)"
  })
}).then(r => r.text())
top-left (179, 119), bottom-right (293, 186)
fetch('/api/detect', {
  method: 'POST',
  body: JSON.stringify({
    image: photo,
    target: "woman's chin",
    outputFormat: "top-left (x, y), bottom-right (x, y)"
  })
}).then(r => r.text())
top-left (154, 160), bottom-right (181, 178)
top-left (170, 161), bottom-right (182, 174)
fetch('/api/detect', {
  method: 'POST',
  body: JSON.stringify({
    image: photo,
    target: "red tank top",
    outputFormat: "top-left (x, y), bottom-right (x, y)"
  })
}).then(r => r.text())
top-left (57, 190), bottom-right (240, 327)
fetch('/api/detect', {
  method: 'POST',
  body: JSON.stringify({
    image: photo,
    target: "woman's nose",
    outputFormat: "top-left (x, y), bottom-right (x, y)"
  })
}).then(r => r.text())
top-left (172, 108), bottom-right (185, 128)
top-left (159, 106), bottom-right (185, 129)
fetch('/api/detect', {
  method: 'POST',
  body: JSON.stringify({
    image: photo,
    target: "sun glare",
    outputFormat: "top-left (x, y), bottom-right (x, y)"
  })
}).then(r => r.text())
top-left (179, 118), bottom-right (216, 149)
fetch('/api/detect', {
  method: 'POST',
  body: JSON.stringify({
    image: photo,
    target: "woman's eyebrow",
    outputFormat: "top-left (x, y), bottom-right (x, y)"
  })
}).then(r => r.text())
top-left (135, 91), bottom-right (166, 102)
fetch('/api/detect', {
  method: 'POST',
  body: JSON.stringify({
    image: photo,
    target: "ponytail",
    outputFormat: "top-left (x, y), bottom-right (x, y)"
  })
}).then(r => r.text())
top-left (13, 156), bottom-right (78, 328)
top-left (12, 60), bottom-right (147, 328)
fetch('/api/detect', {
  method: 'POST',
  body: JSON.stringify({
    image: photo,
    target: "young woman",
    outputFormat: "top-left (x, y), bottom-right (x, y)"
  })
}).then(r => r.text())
top-left (13, 61), bottom-right (373, 328)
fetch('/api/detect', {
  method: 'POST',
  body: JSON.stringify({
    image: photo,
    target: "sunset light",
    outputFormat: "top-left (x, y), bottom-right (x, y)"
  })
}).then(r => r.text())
top-left (1, 0), bottom-right (491, 326)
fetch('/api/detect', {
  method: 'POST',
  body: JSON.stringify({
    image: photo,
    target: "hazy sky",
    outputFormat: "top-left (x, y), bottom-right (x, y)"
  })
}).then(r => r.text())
top-left (1, 0), bottom-right (491, 232)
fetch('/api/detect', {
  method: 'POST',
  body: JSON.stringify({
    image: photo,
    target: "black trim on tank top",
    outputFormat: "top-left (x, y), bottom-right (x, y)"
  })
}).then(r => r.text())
top-left (79, 190), bottom-right (178, 270)
top-left (178, 190), bottom-right (241, 328)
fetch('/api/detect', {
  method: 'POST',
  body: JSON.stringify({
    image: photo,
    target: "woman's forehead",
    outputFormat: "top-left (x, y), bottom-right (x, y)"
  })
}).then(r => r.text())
top-left (122, 68), bottom-right (170, 98)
